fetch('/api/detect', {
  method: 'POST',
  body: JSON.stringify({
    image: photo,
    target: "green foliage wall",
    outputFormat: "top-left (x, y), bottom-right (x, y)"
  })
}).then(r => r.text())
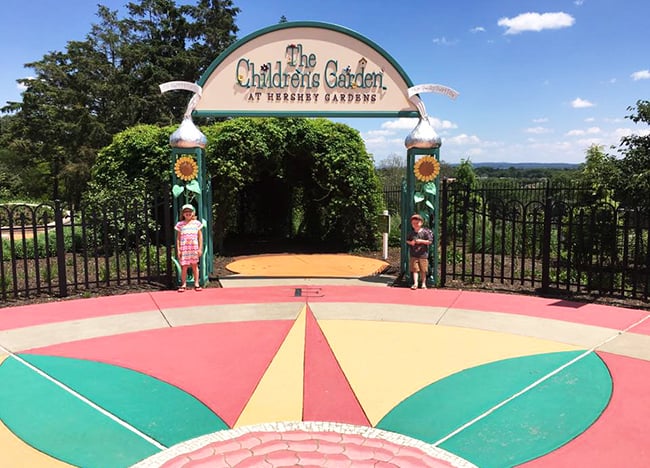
top-left (90, 118), bottom-right (384, 251)
top-left (91, 125), bottom-right (174, 189)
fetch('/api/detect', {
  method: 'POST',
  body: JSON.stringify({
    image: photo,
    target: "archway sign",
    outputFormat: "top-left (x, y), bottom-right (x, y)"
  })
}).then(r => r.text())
top-left (162, 21), bottom-right (457, 287)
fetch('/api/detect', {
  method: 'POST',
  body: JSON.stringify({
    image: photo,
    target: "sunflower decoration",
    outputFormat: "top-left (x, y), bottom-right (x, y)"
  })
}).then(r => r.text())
top-left (414, 155), bottom-right (440, 182)
top-left (174, 156), bottom-right (199, 182)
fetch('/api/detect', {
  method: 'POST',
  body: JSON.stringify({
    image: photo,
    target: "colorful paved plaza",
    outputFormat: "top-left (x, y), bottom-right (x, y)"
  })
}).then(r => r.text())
top-left (0, 254), bottom-right (649, 467)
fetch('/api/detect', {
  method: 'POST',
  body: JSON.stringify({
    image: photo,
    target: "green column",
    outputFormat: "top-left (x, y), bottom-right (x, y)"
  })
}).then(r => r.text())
top-left (400, 147), bottom-right (441, 287)
top-left (171, 147), bottom-right (212, 287)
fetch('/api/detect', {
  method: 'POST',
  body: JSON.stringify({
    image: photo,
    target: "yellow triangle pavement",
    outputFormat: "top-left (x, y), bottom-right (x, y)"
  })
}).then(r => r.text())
top-left (318, 320), bottom-right (580, 425)
top-left (234, 306), bottom-right (307, 427)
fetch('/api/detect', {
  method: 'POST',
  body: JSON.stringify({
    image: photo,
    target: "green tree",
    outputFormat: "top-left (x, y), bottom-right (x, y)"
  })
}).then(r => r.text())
top-left (612, 100), bottom-right (650, 211)
top-left (575, 144), bottom-right (619, 205)
top-left (91, 124), bottom-right (174, 189)
top-left (2, 0), bottom-right (239, 203)
top-left (376, 154), bottom-right (406, 188)
top-left (453, 158), bottom-right (478, 188)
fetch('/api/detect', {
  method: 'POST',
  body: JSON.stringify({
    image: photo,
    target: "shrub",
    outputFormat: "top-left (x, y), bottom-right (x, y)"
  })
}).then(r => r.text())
top-left (2, 227), bottom-right (82, 260)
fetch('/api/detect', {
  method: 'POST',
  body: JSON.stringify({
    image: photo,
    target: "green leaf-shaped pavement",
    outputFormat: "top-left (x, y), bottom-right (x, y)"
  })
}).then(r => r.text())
top-left (0, 354), bottom-right (228, 468)
top-left (377, 350), bottom-right (612, 468)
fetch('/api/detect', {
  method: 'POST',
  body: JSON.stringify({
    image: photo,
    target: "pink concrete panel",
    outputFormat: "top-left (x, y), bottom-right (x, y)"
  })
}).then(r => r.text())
top-left (26, 320), bottom-right (293, 427)
top-left (303, 306), bottom-right (370, 426)
top-left (449, 290), bottom-right (649, 330)
top-left (0, 292), bottom-right (160, 330)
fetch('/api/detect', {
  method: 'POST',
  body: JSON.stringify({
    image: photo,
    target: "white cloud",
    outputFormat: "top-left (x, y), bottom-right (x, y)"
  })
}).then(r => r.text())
top-left (428, 117), bottom-right (458, 131)
top-left (465, 147), bottom-right (485, 157)
top-left (380, 118), bottom-right (418, 130)
top-left (381, 117), bottom-right (457, 132)
top-left (613, 127), bottom-right (650, 139)
top-left (366, 129), bottom-right (395, 137)
top-left (432, 37), bottom-right (458, 46)
top-left (470, 26), bottom-right (486, 33)
top-left (445, 134), bottom-right (481, 145)
top-left (631, 70), bottom-right (650, 80)
top-left (364, 135), bottom-right (404, 150)
top-left (16, 76), bottom-right (34, 92)
top-left (576, 137), bottom-right (604, 146)
top-left (525, 126), bottom-right (552, 134)
top-left (498, 12), bottom-right (575, 35)
top-left (571, 97), bottom-right (594, 108)
top-left (566, 127), bottom-right (601, 136)
top-left (574, 0), bottom-right (584, 6)
top-left (532, 117), bottom-right (549, 123)
top-left (362, 115), bottom-right (632, 166)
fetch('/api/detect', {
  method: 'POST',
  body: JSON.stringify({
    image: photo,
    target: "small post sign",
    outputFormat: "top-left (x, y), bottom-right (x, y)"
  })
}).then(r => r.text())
top-left (378, 210), bottom-right (390, 260)
top-left (377, 211), bottom-right (390, 233)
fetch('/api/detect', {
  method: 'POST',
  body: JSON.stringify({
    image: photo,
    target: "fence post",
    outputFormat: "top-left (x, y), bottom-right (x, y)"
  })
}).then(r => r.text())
top-left (440, 178), bottom-right (449, 287)
top-left (540, 182), bottom-right (552, 293)
top-left (54, 199), bottom-right (68, 297)
top-left (163, 188), bottom-right (174, 289)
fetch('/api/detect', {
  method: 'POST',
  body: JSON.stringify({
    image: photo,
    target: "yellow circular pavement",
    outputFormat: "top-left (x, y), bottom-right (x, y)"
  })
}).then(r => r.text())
top-left (226, 254), bottom-right (389, 277)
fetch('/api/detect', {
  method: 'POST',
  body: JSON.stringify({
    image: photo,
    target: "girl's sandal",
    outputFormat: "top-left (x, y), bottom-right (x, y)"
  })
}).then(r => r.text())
top-left (178, 286), bottom-right (186, 292)
top-left (194, 286), bottom-right (203, 291)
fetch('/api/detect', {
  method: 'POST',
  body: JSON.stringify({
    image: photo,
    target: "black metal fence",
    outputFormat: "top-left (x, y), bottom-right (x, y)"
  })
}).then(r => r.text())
top-left (3, 179), bottom-right (649, 303)
top-left (440, 179), bottom-right (650, 301)
top-left (382, 183), bottom-right (403, 215)
top-left (0, 192), bottom-right (174, 303)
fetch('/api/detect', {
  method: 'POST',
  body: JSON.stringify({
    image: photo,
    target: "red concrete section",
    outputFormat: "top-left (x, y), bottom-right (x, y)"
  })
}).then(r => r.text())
top-left (3, 285), bottom-right (647, 335)
top-left (0, 287), bottom-right (311, 331)
top-left (629, 316), bottom-right (650, 336)
top-left (303, 306), bottom-right (370, 426)
top-left (0, 292), bottom-right (161, 330)
top-left (521, 352), bottom-right (650, 467)
top-left (27, 320), bottom-right (294, 427)
top-left (434, 289), bottom-right (650, 331)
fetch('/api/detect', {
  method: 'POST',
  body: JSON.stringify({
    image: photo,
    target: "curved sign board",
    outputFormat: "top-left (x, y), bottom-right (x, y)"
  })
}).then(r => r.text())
top-left (195, 22), bottom-right (419, 118)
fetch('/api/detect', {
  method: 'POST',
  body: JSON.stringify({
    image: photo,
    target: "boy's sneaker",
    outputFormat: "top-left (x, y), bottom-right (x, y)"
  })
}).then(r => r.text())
top-left (411, 284), bottom-right (417, 290)
top-left (420, 284), bottom-right (427, 289)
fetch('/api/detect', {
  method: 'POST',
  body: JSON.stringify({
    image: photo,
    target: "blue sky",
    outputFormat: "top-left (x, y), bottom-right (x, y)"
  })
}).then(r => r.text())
top-left (1, 0), bottom-right (649, 165)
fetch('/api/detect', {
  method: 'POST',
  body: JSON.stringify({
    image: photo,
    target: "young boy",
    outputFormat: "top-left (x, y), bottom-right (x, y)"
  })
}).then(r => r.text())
top-left (406, 213), bottom-right (433, 289)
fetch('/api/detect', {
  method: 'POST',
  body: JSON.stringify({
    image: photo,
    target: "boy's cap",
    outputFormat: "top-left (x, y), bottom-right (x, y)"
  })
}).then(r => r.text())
top-left (410, 213), bottom-right (423, 221)
top-left (181, 204), bottom-right (195, 212)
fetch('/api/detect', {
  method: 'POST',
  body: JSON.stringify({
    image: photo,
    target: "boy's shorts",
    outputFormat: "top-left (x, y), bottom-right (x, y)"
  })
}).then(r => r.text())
top-left (410, 257), bottom-right (428, 273)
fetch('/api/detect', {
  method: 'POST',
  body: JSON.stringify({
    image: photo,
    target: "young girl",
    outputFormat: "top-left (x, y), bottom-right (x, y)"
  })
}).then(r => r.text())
top-left (175, 204), bottom-right (203, 292)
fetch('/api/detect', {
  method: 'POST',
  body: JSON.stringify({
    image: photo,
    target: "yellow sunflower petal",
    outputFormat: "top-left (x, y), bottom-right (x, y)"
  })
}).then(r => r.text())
top-left (174, 156), bottom-right (199, 182)
top-left (414, 155), bottom-right (440, 182)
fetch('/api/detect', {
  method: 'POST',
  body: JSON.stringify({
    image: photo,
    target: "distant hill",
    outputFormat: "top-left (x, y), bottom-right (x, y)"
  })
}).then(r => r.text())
top-left (467, 162), bottom-right (580, 170)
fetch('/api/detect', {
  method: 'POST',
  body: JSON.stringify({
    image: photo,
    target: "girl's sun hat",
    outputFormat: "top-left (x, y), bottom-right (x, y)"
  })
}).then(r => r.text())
top-left (181, 204), bottom-right (195, 213)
